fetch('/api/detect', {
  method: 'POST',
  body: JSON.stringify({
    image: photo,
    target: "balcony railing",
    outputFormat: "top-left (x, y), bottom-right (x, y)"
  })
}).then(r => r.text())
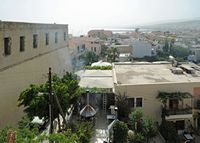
top-left (166, 107), bottom-right (192, 116)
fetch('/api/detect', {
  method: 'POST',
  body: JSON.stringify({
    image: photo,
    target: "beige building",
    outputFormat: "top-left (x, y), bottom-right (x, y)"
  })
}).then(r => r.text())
top-left (88, 29), bottom-right (112, 39)
top-left (69, 36), bottom-right (102, 56)
top-left (69, 36), bottom-right (102, 70)
top-left (113, 62), bottom-right (200, 132)
top-left (0, 21), bottom-right (72, 128)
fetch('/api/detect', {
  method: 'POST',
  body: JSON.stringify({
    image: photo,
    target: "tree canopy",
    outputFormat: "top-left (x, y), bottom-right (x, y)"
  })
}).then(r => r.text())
top-left (106, 47), bottom-right (119, 62)
top-left (18, 72), bottom-right (81, 126)
top-left (81, 51), bottom-right (99, 65)
top-left (129, 109), bottom-right (158, 143)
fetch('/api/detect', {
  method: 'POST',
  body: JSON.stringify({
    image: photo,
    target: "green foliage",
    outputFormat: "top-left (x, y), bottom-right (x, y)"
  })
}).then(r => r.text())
top-left (113, 121), bottom-right (128, 143)
top-left (129, 109), bottom-right (158, 143)
top-left (0, 126), bottom-right (12, 143)
top-left (84, 65), bottom-right (112, 70)
top-left (18, 84), bottom-right (49, 121)
top-left (115, 92), bottom-right (131, 120)
top-left (0, 121), bottom-right (93, 143)
top-left (163, 39), bottom-right (169, 53)
top-left (81, 51), bottom-right (99, 65)
top-left (45, 129), bottom-right (79, 143)
top-left (18, 72), bottom-right (81, 125)
top-left (171, 46), bottom-right (190, 60)
top-left (160, 121), bottom-right (180, 143)
top-left (0, 124), bottom-right (40, 143)
top-left (81, 87), bottom-right (107, 94)
top-left (106, 47), bottom-right (119, 62)
top-left (75, 121), bottom-right (94, 143)
top-left (157, 92), bottom-right (192, 103)
top-left (133, 132), bottom-right (145, 143)
top-left (143, 117), bottom-right (158, 143)
top-left (100, 44), bottom-right (109, 58)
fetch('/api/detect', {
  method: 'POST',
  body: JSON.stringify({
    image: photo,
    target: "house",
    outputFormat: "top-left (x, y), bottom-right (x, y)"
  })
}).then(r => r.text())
top-left (112, 62), bottom-right (200, 133)
top-left (131, 40), bottom-right (154, 58)
top-left (88, 29), bottom-right (112, 39)
top-left (0, 21), bottom-right (72, 128)
top-left (68, 36), bottom-right (102, 70)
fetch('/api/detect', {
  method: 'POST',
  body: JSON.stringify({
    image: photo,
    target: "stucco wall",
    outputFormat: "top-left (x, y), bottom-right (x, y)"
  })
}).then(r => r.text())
top-left (0, 22), bottom-right (72, 128)
top-left (0, 22), bottom-right (68, 69)
top-left (0, 47), bottom-right (72, 128)
top-left (114, 82), bottom-right (200, 123)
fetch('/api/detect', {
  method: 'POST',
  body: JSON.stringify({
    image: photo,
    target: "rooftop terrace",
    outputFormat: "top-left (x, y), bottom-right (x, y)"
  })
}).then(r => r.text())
top-left (114, 63), bottom-right (200, 85)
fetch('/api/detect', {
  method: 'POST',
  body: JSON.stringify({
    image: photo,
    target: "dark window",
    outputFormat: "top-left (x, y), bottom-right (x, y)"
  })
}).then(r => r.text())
top-left (136, 98), bottom-right (143, 107)
top-left (33, 34), bottom-right (38, 48)
top-left (94, 47), bottom-right (96, 52)
top-left (64, 32), bottom-right (66, 41)
top-left (20, 36), bottom-right (25, 52)
top-left (82, 44), bottom-right (85, 50)
top-left (45, 33), bottom-right (49, 45)
top-left (169, 99), bottom-right (178, 110)
top-left (175, 120), bottom-right (185, 130)
top-left (55, 32), bottom-right (58, 43)
top-left (128, 98), bottom-right (135, 108)
top-left (4, 37), bottom-right (11, 56)
top-left (77, 46), bottom-right (80, 52)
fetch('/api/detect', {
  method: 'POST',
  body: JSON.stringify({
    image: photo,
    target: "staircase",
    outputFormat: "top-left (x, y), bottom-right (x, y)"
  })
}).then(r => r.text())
top-left (102, 93), bottom-right (107, 114)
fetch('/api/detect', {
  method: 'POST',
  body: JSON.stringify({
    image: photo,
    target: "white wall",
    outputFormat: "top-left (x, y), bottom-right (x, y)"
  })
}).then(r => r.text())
top-left (132, 40), bottom-right (152, 58)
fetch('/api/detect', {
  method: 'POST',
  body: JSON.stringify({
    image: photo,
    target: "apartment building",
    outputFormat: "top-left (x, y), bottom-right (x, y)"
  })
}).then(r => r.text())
top-left (112, 62), bottom-right (200, 133)
top-left (88, 29), bottom-right (112, 39)
top-left (0, 21), bottom-right (72, 128)
top-left (131, 40), bottom-right (154, 58)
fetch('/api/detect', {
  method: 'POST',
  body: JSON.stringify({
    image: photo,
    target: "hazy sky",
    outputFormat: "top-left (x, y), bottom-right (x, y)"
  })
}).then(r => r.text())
top-left (0, 0), bottom-right (199, 35)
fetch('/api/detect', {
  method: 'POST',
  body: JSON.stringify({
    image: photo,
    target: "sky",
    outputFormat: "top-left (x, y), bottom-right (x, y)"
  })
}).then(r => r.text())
top-left (0, 0), bottom-right (200, 35)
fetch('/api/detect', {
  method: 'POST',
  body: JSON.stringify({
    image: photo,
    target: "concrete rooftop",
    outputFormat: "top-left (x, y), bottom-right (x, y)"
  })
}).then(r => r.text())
top-left (76, 70), bottom-right (113, 89)
top-left (114, 63), bottom-right (200, 85)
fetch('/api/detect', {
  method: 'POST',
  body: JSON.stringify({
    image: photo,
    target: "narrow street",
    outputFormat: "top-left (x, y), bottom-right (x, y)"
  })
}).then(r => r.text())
top-left (91, 111), bottom-right (108, 143)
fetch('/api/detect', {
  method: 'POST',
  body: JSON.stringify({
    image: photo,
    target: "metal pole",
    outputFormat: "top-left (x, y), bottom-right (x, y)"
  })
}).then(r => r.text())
top-left (49, 67), bottom-right (53, 134)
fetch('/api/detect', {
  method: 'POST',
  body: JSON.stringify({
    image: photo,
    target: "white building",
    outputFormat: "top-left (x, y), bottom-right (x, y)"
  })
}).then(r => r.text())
top-left (131, 40), bottom-right (154, 58)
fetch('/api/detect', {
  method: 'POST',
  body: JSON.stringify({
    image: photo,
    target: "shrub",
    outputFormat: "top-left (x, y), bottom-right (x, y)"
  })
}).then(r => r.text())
top-left (113, 121), bottom-right (128, 143)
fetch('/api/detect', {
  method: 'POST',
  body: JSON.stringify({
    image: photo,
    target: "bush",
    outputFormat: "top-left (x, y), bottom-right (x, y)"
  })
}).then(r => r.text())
top-left (160, 121), bottom-right (180, 143)
top-left (113, 121), bottom-right (128, 143)
top-left (84, 65), bottom-right (112, 70)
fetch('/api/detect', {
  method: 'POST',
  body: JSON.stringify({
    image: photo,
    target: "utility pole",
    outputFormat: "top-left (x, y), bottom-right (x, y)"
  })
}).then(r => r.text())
top-left (48, 67), bottom-right (53, 134)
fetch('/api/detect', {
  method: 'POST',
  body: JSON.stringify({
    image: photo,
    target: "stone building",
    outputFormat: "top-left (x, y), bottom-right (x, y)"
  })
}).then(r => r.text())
top-left (88, 29), bottom-right (112, 39)
top-left (0, 21), bottom-right (72, 128)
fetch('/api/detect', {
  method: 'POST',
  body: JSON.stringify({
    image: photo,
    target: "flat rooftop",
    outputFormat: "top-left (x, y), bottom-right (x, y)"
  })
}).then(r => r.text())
top-left (114, 63), bottom-right (200, 85)
top-left (76, 70), bottom-right (113, 89)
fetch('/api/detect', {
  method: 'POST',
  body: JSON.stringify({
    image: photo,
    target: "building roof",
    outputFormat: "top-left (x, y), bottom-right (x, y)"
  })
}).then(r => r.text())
top-left (77, 70), bottom-right (113, 89)
top-left (91, 61), bottom-right (111, 67)
top-left (113, 63), bottom-right (200, 85)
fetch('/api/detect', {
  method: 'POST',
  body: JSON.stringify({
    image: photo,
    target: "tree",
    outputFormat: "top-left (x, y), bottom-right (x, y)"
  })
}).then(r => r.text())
top-left (160, 121), bottom-right (180, 143)
top-left (171, 46), bottom-right (190, 60)
top-left (18, 72), bottom-right (81, 129)
top-left (113, 121), bottom-right (128, 143)
top-left (163, 39), bottom-right (169, 53)
top-left (106, 47), bottom-right (119, 62)
top-left (143, 117), bottom-right (158, 143)
top-left (129, 109), bottom-right (158, 143)
top-left (100, 44), bottom-right (109, 58)
top-left (81, 51), bottom-right (98, 65)
top-left (115, 92), bottom-right (131, 121)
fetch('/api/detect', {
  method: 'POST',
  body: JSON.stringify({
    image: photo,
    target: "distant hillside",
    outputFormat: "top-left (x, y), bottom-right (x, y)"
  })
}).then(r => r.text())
top-left (140, 19), bottom-right (200, 31)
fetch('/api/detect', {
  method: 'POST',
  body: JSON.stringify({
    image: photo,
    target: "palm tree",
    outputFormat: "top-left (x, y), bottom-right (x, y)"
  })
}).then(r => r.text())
top-left (106, 47), bottom-right (119, 62)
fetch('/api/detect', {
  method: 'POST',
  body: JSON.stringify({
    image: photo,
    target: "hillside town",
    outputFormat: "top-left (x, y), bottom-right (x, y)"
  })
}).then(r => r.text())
top-left (1, 0), bottom-right (200, 143)
top-left (1, 20), bottom-right (200, 143)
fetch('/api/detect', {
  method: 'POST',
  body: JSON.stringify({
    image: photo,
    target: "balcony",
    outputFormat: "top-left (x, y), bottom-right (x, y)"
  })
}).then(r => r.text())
top-left (167, 107), bottom-right (192, 116)
top-left (165, 107), bottom-right (193, 120)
